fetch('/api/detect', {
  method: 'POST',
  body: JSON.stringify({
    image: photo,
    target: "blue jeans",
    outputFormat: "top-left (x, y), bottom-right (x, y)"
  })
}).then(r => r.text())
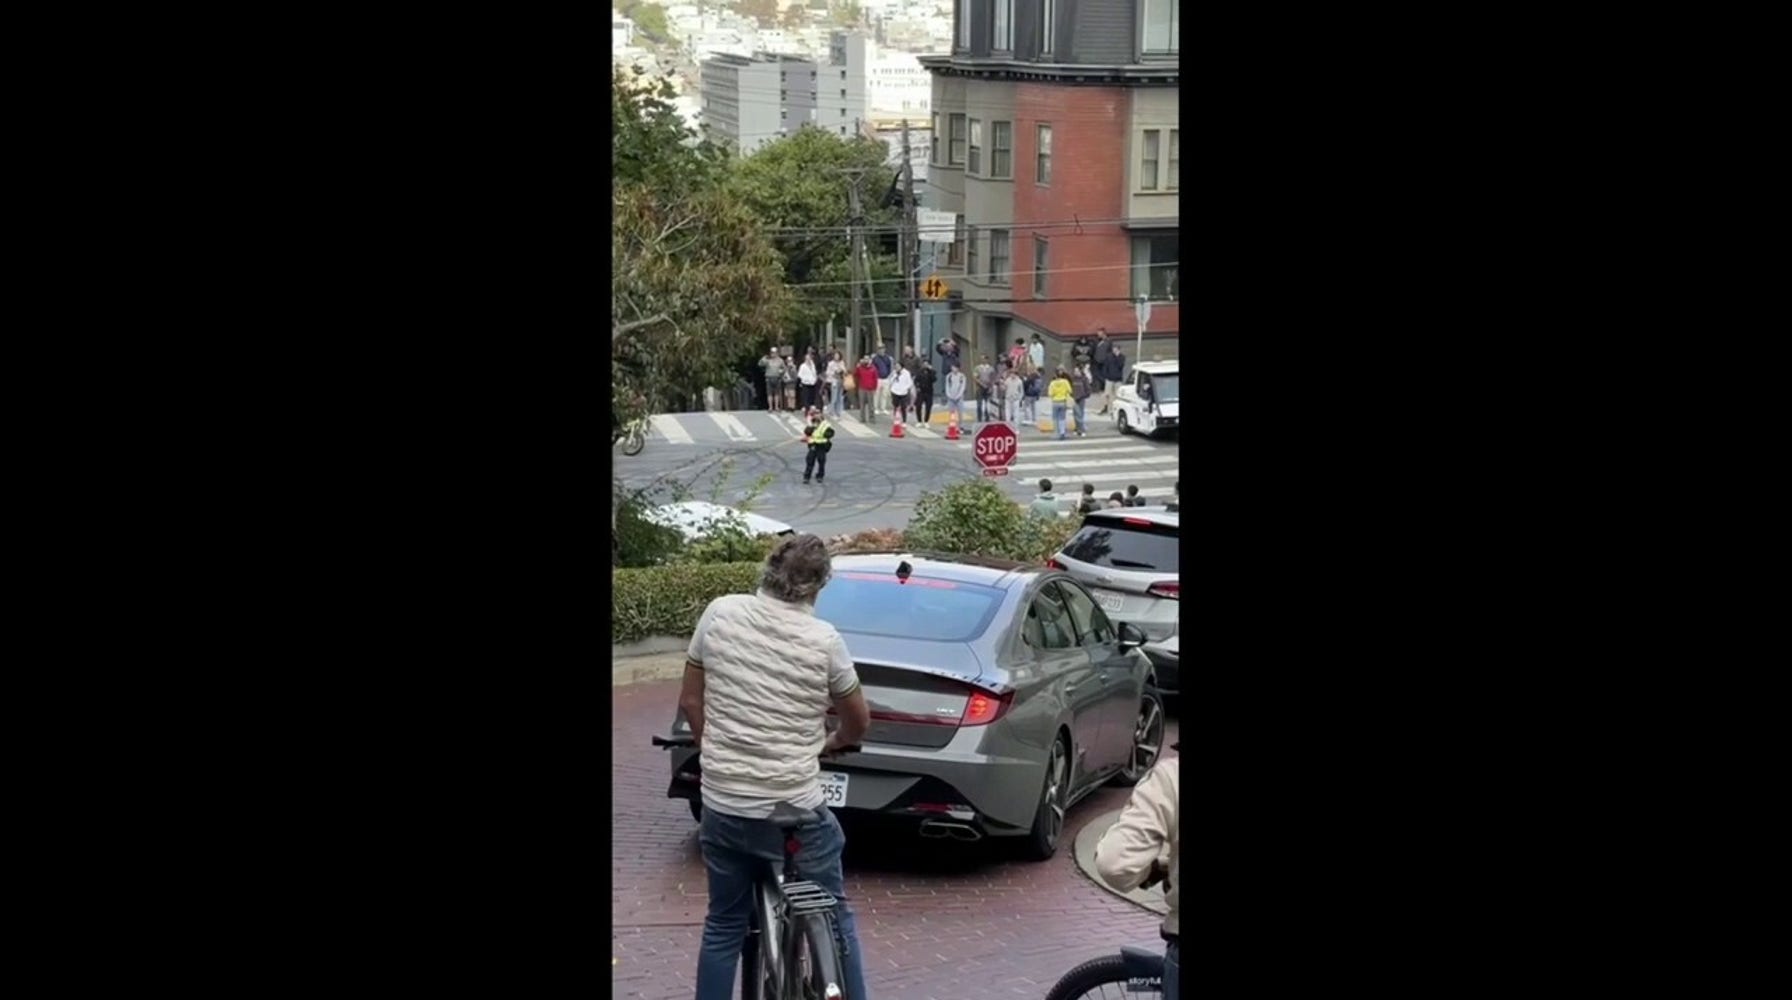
top-left (829, 382), bottom-right (845, 419)
top-left (695, 805), bottom-right (869, 1000)
top-left (1164, 938), bottom-right (1179, 998)
top-left (1052, 403), bottom-right (1068, 439)
top-left (1073, 398), bottom-right (1086, 434)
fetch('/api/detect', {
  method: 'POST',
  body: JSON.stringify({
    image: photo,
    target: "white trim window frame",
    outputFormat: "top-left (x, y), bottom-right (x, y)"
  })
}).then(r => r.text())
top-left (958, 3), bottom-right (972, 49)
top-left (990, 228), bottom-right (1011, 285)
top-left (968, 117), bottom-right (983, 175)
top-left (1042, 0), bottom-right (1057, 56)
top-left (1139, 129), bottom-right (1161, 192)
top-left (1032, 235), bottom-right (1048, 299)
top-left (994, 0), bottom-right (1014, 52)
top-left (949, 113), bottom-right (966, 166)
top-left (991, 120), bottom-right (1012, 179)
top-left (1142, 0), bottom-right (1180, 55)
top-left (1036, 123), bottom-right (1052, 185)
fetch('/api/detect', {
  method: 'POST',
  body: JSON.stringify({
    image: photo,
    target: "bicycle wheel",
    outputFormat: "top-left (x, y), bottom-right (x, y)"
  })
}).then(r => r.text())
top-left (794, 911), bottom-right (847, 999)
top-left (1044, 955), bottom-right (1161, 1000)
top-left (621, 425), bottom-right (646, 456)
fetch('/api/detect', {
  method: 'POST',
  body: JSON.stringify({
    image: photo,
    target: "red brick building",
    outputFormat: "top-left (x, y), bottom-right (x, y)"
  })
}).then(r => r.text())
top-left (921, 0), bottom-right (1180, 367)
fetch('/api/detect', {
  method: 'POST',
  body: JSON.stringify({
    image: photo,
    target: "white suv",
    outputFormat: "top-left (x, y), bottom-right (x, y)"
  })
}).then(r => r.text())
top-left (1113, 361), bottom-right (1179, 437)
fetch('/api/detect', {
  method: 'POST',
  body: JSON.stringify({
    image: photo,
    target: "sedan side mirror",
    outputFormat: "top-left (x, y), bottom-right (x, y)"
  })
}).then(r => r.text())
top-left (1118, 621), bottom-right (1147, 651)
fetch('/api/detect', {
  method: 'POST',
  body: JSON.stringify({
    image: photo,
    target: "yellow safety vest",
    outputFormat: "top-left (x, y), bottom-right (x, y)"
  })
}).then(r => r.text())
top-left (809, 420), bottom-right (834, 443)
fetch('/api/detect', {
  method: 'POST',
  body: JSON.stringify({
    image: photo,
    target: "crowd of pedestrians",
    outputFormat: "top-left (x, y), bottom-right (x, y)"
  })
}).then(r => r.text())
top-left (1030, 478), bottom-right (1179, 518)
top-left (757, 331), bottom-right (1134, 436)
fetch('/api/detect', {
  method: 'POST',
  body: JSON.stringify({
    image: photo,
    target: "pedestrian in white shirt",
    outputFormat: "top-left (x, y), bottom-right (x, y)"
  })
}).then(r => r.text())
top-left (888, 365), bottom-right (915, 427)
top-left (797, 350), bottom-right (819, 411)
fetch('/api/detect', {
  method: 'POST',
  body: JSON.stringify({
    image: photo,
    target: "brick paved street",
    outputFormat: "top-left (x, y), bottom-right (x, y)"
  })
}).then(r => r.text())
top-left (612, 678), bottom-right (1181, 1000)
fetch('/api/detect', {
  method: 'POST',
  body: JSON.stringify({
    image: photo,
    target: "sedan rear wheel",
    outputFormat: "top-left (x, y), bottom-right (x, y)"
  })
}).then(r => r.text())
top-left (1022, 737), bottom-right (1069, 861)
top-left (1109, 692), bottom-right (1166, 787)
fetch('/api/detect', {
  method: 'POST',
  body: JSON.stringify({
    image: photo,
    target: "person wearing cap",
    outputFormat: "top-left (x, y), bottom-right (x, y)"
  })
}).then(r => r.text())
top-left (1048, 366), bottom-right (1074, 441)
top-left (801, 407), bottom-right (835, 484)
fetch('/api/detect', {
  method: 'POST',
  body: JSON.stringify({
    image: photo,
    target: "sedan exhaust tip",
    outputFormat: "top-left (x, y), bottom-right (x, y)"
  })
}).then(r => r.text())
top-left (918, 819), bottom-right (983, 842)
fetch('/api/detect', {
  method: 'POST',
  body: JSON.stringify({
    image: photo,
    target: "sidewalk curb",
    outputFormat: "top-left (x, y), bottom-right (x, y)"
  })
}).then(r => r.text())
top-left (1072, 809), bottom-right (1171, 917)
top-left (612, 638), bottom-right (692, 687)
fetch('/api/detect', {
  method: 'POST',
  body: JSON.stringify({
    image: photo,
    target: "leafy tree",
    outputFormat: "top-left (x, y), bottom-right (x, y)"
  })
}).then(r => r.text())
top-left (626, 2), bottom-right (672, 44)
top-left (612, 71), bottom-right (788, 431)
top-left (727, 127), bottom-right (906, 341)
top-left (829, 1), bottom-right (863, 28)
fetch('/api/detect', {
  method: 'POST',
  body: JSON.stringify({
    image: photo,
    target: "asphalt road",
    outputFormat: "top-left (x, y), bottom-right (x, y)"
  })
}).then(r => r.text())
top-left (615, 406), bottom-right (1179, 537)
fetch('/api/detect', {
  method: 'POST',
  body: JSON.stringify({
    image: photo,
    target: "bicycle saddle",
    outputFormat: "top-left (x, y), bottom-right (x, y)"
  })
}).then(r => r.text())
top-left (769, 802), bottom-right (823, 830)
top-left (1119, 946), bottom-right (1165, 978)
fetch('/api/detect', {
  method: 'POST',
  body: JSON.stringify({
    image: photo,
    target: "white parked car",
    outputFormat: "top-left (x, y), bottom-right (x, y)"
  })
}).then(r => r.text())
top-left (1113, 361), bottom-right (1180, 437)
top-left (643, 501), bottom-right (795, 542)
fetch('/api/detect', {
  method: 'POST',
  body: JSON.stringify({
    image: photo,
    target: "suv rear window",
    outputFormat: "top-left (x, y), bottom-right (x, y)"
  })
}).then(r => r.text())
top-left (1061, 519), bottom-right (1179, 573)
top-left (815, 573), bottom-right (1005, 641)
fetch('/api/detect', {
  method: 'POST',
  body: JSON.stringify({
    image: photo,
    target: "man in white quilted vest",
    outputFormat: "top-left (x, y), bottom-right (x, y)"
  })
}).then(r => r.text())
top-left (1094, 746), bottom-right (1180, 998)
top-left (679, 534), bottom-right (873, 1000)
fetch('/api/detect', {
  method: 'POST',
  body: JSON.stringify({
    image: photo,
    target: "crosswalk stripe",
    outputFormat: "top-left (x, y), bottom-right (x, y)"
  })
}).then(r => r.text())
top-left (649, 414), bottom-right (694, 444)
top-left (773, 413), bottom-right (808, 438)
top-left (708, 412), bottom-right (755, 442)
top-left (906, 424), bottom-right (938, 439)
top-left (1032, 469), bottom-right (1179, 485)
top-left (834, 415), bottom-right (879, 438)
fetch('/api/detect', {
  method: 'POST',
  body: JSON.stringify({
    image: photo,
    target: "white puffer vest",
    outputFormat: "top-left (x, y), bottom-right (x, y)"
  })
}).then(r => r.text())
top-left (699, 592), bottom-right (837, 803)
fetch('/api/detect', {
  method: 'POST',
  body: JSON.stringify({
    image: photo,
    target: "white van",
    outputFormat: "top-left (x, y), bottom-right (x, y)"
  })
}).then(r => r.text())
top-left (1112, 360), bottom-right (1179, 437)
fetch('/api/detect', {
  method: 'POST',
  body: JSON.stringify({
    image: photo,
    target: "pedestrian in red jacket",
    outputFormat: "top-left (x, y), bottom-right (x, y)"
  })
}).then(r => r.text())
top-left (853, 357), bottom-right (879, 425)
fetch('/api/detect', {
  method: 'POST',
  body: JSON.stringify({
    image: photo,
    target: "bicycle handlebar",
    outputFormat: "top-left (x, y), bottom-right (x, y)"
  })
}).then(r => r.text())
top-left (652, 734), bottom-right (862, 755)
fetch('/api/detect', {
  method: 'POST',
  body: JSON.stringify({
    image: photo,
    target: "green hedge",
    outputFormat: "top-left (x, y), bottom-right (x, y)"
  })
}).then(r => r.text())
top-left (613, 561), bottom-right (762, 643)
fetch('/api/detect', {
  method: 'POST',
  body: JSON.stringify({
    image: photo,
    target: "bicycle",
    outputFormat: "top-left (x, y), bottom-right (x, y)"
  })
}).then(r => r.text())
top-left (1043, 865), bottom-right (1172, 1000)
top-left (653, 734), bottom-right (861, 1000)
top-left (615, 417), bottom-right (647, 456)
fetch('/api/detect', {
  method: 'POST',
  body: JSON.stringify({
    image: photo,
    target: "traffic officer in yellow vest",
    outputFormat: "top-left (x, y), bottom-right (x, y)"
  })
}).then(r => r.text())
top-left (801, 406), bottom-right (836, 485)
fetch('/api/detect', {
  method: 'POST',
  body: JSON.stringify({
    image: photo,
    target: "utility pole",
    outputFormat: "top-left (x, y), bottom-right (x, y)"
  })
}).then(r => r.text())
top-left (837, 166), bottom-right (869, 363)
top-left (902, 118), bottom-right (921, 362)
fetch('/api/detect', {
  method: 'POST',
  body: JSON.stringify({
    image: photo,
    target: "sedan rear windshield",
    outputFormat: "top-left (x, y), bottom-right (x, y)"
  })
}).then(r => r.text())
top-left (1061, 519), bottom-right (1180, 573)
top-left (814, 573), bottom-right (1005, 641)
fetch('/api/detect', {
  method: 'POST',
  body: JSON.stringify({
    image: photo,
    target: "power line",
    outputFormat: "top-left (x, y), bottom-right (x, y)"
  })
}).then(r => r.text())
top-left (780, 260), bottom-right (1182, 290)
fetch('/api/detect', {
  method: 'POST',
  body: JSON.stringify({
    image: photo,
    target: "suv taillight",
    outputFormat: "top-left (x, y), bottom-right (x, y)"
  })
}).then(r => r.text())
top-left (1147, 581), bottom-right (1180, 600)
top-left (1046, 557), bottom-right (1066, 570)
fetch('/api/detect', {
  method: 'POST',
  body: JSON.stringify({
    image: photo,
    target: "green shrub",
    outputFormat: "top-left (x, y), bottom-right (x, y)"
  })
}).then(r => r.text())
top-left (905, 478), bottom-right (1081, 564)
top-left (612, 561), bottom-right (763, 642)
top-left (674, 523), bottom-right (781, 565)
top-left (826, 527), bottom-right (907, 554)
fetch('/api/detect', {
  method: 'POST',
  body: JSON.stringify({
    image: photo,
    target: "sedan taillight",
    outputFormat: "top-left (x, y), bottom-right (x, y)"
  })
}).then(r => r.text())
top-left (1147, 581), bottom-right (1180, 600)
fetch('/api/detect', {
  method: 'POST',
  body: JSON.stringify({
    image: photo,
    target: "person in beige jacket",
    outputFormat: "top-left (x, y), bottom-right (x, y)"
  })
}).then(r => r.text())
top-left (1094, 749), bottom-right (1179, 997)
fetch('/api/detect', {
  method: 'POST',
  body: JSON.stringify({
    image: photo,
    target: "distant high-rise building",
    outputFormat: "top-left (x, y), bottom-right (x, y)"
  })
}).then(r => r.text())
top-left (815, 32), bottom-right (869, 140)
top-left (700, 52), bottom-right (818, 156)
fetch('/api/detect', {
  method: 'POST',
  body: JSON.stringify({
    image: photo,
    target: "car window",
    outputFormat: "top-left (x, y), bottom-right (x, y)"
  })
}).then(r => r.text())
top-left (1053, 581), bottom-right (1115, 646)
top-left (816, 573), bottom-right (1004, 641)
top-left (1061, 518), bottom-right (1180, 573)
top-left (1151, 373), bottom-right (1179, 404)
top-left (1024, 586), bottom-right (1076, 651)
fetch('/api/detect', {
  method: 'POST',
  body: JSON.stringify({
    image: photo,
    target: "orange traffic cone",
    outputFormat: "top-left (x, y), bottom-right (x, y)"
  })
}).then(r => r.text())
top-left (890, 413), bottom-right (905, 438)
top-left (945, 409), bottom-right (961, 440)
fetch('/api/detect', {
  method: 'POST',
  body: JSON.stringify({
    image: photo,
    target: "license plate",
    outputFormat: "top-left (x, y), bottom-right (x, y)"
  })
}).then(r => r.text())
top-left (819, 770), bottom-right (849, 809)
top-left (1096, 590), bottom-right (1126, 613)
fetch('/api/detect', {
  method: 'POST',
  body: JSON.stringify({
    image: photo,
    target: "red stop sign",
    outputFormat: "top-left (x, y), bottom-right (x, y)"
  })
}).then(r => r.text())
top-left (973, 422), bottom-right (1019, 472)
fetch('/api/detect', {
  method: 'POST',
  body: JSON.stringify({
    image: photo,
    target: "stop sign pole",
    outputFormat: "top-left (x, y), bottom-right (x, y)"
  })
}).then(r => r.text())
top-left (973, 422), bottom-right (1018, 477)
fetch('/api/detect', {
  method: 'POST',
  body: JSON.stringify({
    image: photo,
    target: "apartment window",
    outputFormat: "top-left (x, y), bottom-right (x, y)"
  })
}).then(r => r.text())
top-left (991, 121), bottom-right (1012, 178)
top-left (968, 118), bottom-right (982, 174)
top-left (1036, 124), bottom-right (1052, 184)
top-left (841, 89), bottom-right (847, 98)
top-left (958, 5), bottom-right (970, 48)
top-left (931, 113), bottom-right (940, 163)
top-left (1042, 0), bottom-right (1057, 55)
top-left (1141, 130), bottom-right (1161, 191)
top-left (1168, 129), bottom-right (1179, 190)
top-left (994, 0), bottom-right (1013, 51)
top-left (1142, 0), bottom-right (1180, 54)
top-left (1130, 233), bottom-right (1179, 301)
top-left (966, 224), bottom-right (979, 278)
top-left (989, 229), bottom-right (1010, 284)
top-left (948, 215), bottom-right (966, 266)
top-left (1032, 236), bottom-right (1048, 298)
top-left (949, 113), bottom-right (966, 165)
